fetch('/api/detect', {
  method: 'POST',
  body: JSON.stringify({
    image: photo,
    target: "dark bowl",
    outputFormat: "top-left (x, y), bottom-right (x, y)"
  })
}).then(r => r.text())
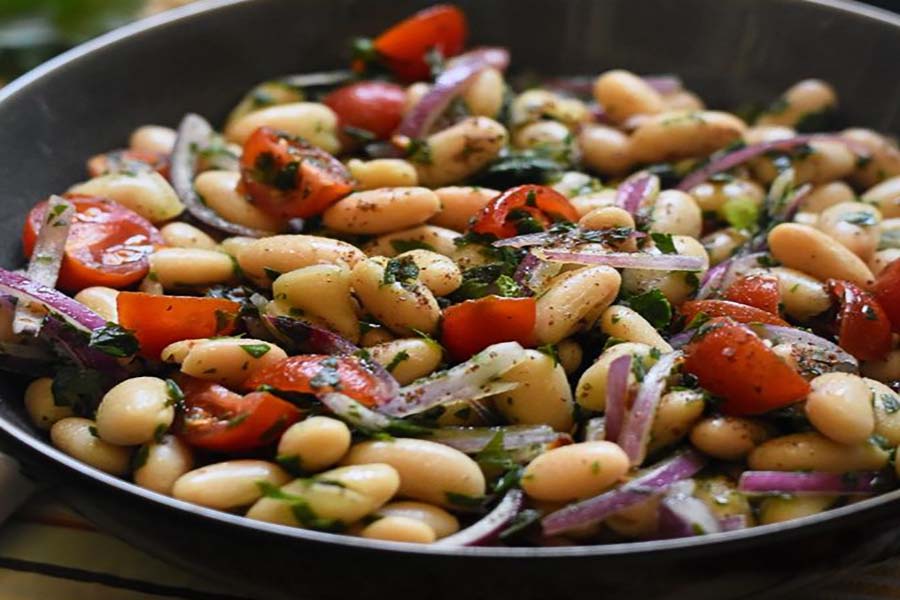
top-left (1, 1), bottom-right (899, 598)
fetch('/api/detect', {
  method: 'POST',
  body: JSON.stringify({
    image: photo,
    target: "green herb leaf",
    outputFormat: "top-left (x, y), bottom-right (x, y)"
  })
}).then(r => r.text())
top-left (650, 232), bottom-right (677, 254)
top-left (625, 289), bottom-right (673, 329)
top-left (841, 211), bottom-right (877, 227)
top-left (721, 197), bottom-right (760, 231)
top-left (240, 343), bottom-right (271, 359)
top-left (51, 367), bottom-right (106, 415)
top-left (88, 323), bottom-right (138, 357)
top-left (382, 256), bottom-right (420, 288)
top-left (384, 350), bottom-right (410, 373)
top-left (165, 379), bottom-right (184, 409)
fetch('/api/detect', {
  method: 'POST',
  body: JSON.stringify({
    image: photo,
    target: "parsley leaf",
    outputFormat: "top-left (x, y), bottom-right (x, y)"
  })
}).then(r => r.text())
top-left (88, 323), bottom-right (138, 357)
top-left (384, 350), bottom-right (410, 373)
top-left (382, 256), bottom-right (420, 288)
top-left (721, 197), bottom-right (760, 231)
top-left (650, 232), bottom-right (677, 254)
top-left (240, 343), bottom-right (271, 358)
top-left (51, 367), bottom-right (106, 415)
top-left (625, 289), bottom-right (673, 329)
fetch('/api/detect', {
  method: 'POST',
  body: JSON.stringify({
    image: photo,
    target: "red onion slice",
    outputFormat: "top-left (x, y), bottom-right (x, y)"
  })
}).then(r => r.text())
top-left (318, 392), bottom-right (397, 434)
top-left (0, 268), bottom-right (105, 332)
top-left (617, 352), bottom-right (682, 466)
top-left (642, 75), bottom-right (684, 95)
top-left (604, 354), bottom-right (631, 443)
top-left (719, 515), bottom-right (749, 531)
top-left (171, 113), bottom-right (273, 238)
top-left (428, 425), bottom-right (559, 454)
top-left (738, 470), bottom-right (885, 495)
top-left (533, 248), bottom-right (705, 271)
top-left (379, 342), bottom-right (527, 418)
top-left (396, 47), bottom-right (510, 139)
top-left (658, 492), bottom-right (722, 538)
top-left (513, 253), bottom-right (562, 294)
top-left (40, 317), bottom-right (128, 376)
top-left (495, 227), bottom-right (645, 249)
top-left (14, 196), bottom-right (74, 335)
top-left (752, 324), bottom-right (858, 373)
top-left (435, 489), bottom-right (523, 546)
top-left (542, 450), bottom-right (706, 536)
top-left (696, 252), bottom-right (767, 300)
top-left (615, 171), bottom-right (659, 215)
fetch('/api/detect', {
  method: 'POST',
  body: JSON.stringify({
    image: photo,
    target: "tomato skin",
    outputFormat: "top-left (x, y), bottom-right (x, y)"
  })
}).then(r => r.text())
top-left (117, 293), bottom-right (240, 359)
top-left (23, 195), bottom-right (164, 292)
top-left (244, 355), bottom-right (384, 407)
top-left (873, 259), bottom-right (900, 333)
top-left (724, 274), bottom-right (780, 315)
top-left (87, 149), bottom-right (170, 180)
top-left (323, 81), bottom-right (407, 141)
top-left (680, 300), bottom-right (789, 327)
top-left (369, 4), bottom-right (468, 81)
top-left (441, 296), bottom-right (536, 361)
top-left (239, 127), bottom-right (353, 219)
top-left (683, 318), bottom-right (810, 416)
top-left (827, 279), bottom-right (892, 361)
top-left (178, 377), bottom-right (302, 452)
top-left (470, 185), bottom-right (579, 239)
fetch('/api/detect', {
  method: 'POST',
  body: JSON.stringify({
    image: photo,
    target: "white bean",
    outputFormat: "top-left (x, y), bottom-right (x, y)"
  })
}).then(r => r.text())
top-left (592, 70), bottom-right (664, 123)
top-left (376, 501), bottom-right (459, 538)
top-left (237, 234), bottom-right (365, 285)
top-left (173, 460), bottom-right (290, 510)
top-left (522, 441), bottom-right (629, 501)
top-left (50, 418), bottom-right (131, 475)
top-left (149, 248), bottom-right (235, 289)
top-left (277, 417), bottom-right (351, 473)
top-left (179, 338), bottom-right (287, 388)
top-left (24, 377), bottom-right (73, 430)
top-left (690, 416), bottom-right (770, 461)
top-left (578, 124), bottom-right (634, 175)
top-left (224, 102), bottom-right (340, 153)
top-left (413, 117), bottom-right (507, 187)
top-left (863, 175), bottom-right (900, 219)
top-left (73, 287), bottom-right (119, 323)
top-left (129, 125), bottom-right (176, 155)
top-left (748, 432), bottom-right (889, 473)
top-left (194, 170), bottom-right (282, 233)
top-left (323, 187), bottom-right (440, 235)
top-left (273, 265), bottom-right (359, 342)
top-left (368, 338), bottom-right (443, 385)
top-left (68, 171), bottom-right (183, 223)
top-left (768, 223), bottom-right (874, 286)
top-left (462, 68), bottom-right (505, 118)
top-left (599, 305), bottom-right (671, 352)
top-left (350, 257), bottom-right (440, 336)
top-left (576, 342), bottom-right (655, 411)
top-left (133, 435), bottom-right (194, 495)
top-left (95, 377), bottom-right (174, 446)
top-left (535, 266), bottom-right (621, 344)
top-left (491, 349), bottom-right (575, 432)
top-left (361, 516), bottom-right (436, 543)
top-left (629, 111), bottom-right (746, 164)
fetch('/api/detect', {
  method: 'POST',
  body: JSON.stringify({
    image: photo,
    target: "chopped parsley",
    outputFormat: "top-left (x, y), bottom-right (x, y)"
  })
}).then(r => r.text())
top-left (256, 481), bottom-right (345, 532)
top-left (51, 367), bottom-right (106, 415)
top-left (881, 393), bottom-right (900, 415)
top-left (721, 197), bottom-right (760, 231)
top-left (841, 211), bottom-right (877, 227)
top-left (165, 379), bottom-right (184, 409)
top-left (88, 323), bottom-right (139, 357)
top-left (650, 232), bottom-right (677, 254)
top-left (384, 350), bottom-right (410, 373)
top-left (240, 343), bottom-right (271, 358)
top-left (382, 256), bottom-right (420, 288)
top-left (625, 289), bottom-right (673, 329)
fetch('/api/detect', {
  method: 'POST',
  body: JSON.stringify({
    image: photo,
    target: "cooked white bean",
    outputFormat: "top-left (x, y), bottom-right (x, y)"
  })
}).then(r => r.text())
top-left (491, 349), bottom-right (575, 432)
top-left (551, 171), bottom-right (600, 198)
top-left (843, 128), bottom-right (900, 189)
top-left (246, 464), bottom-right (399, 527)
top-left (577, 124), bottom-right (633, 176)
top-left (237, 234), bottom-right (365, 285)
top-left (800, 181), bottom-right (855, 214)
top-left (757, 79), bottom-right (837, 128)
top-left (342, 439), bottom-right (485, 507)
top-left (694, 476), bottom-right (755, 523)
top-left (160, 222), bottom-right (217, 250)
top-left (129, 125), bottom-right (176, 155)
top-left (513, 121), bottom-right (573, 157)
top-left (347, 158), bottom-right (418, 191)
top-left (323, 187), bottom-right (440, 235)
top-left (535, 266), bottom-right (621, 344)
top-left (413, 117), bottom-right (508, 187)
top-left (224, 102), bottom-right (340, 153)
top-left (510, 89), bottom-right (588, 129)
top-left (663, 90), bottom-right (704, 112)
top-left (277, 417), bottom-right (351, 473)
top-left (95, 377), bottom-right (174, 446)
top-left (395, 249), bottom-right (461, 296)
top-left (368, 338), bottom-right (443, 385)
top-left (194, 171), bottom-right (282, 233)
top-left (866, 378), bottom-right (900, 446)
top-left (133, 435), bottom-right (194, 495)
top-left (863, 349), bottom-right (900, 383)
top-left (690, 416), bottom-right (770, 461)
top-left (759, 495), bottom-right (837, 525)
top-left (648, 389), bottom-right (705, 453)
top-left (768, 267), bottom-right (832, 321)
top-left (50, 418), bottom-right (131, 475)
top-left (743, 124), bottom-right (796, 145)
top-left (149, 248), bottom-right (235, 289)
top-left (748, 432), bottom-right (889, 473)
top-left (817, 201), bottom-right (881, 263)
top-left (649, 190), bottom-right (702, 238)
top-left (377, 501), bottom-right (459, 538)
top-left (522, 441), bottom-right (629, 502)
top-left (701, 228), bottom-right (749, 266)
top-left (68, 171), bottom-right (183, 223)
top-left (599, 305), bottom-right (671, 352)
top-left (580, 206), bottom-right (636, 233)
top-left (576, 342), bottom-right (655, 411)
top-left (73, 287), bottom-right (119, 323)
top-left (218, 236), bottom-right (256, 257)
top-left (556, 339), bottom-right (583, 375)
top-left (429, 186), bottom-right (496, 232)
top-left (361, 516), bottom-right (436, 543)
top-left (785, 139), bottom-right (856, 185)
top-left (604, 496), bottom-right (661, 538)
top-left (768, 223), bottom-right (874, 286)
top-left (570, 189), bottom-right (617, 218)
top-left (621, 235), bottom-right (708, 304)
top-left (863, 175), bottom-right (900, 218)
top-left (24, 377), bottom-right (73, 430)
top-left (365, 225), bottom-right (460, 258)
top-left (871, 249), bottom-right (900, 276)
top-left (179, 338), bottom-right (287, 388)
top-left (273, 265), bottom-right (359, 342)
top-left (688, 178), bottom-right (764, 216)
top-left (593, 70), bottom-right (664, 124)
top-left (173, 460), bottom-right (290, 510)
top-left (360, 326), bottom-right (395, 348)
top-left (350, 257), bottom-right (440, 336)
top-left (629, 111), bottom-right (746, 164)
top-left (463, 67), bottom-right (505, 118)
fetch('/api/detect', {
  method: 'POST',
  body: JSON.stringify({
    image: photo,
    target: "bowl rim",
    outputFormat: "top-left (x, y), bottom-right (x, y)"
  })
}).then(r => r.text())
top-left (1, 0), bottom-right (900, 559)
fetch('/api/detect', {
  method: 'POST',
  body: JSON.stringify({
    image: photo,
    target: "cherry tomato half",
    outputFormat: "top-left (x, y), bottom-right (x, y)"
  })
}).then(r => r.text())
top-left (680, 299), bottom-right (789, 327)
top-left (441, 295), bottom-right (536, 361)
top-left (470, 185), bottom-right (579, 239)
top-left (239, 127), bottom-right (354, 219)
top-left (828, 279), bottom-right (892, 361)
top-left (683, 317), bottom-right (810, 416)
top-left (178, 377), bottom-right (301, 453)
top-left (23, 195), bottom-right (164, 292)
top-left (117, 292), bottom-right (240, 359)
top-left (368, 4), bottom-right (468, 82)
top-left (323, 81), bottom-right (407, 142)
top-left (873, 259), bottom-right (900, 333)
top-left (724, 273), bottom-right (780, 315)
top-left (244, 355), bottom-right (386, 407)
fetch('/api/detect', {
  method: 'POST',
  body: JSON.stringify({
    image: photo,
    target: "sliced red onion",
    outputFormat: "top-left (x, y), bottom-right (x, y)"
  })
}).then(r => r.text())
top-left (513, 253), bottom-right (562, 294)
top-left (658, 492), bottom-right (722, 538)
top-left (738, 470), bottom-right (885, 495)
top-left (615, 171), bottom-right (659, 215)
top-left (40, 318), bottom-right (128, 377)
top-left (719, 515), bottom-right (749, 531)
top-left (495, 227), bottom-right (645, 249)
top-left (542, 450), bottom-right (706, 536)
top-left (396, 47), bottom-right (510, 139)
top-left (643, 75), bottom-right (684, 95)
top-left (583, 417), bottom-right (606, 442)
top-left (427, 425), bottom-right (559, 454)
top-left (604, 354), bottom-right (631, 443)
top-left (618, 351), bottom-right (682, 466)
top-left (0, 268), bottom-right (104, 332)
top-left (534, 248), bottom-right (705, 271)
top-left (668, 330), bottom-right (694, 349)
top-left (696, 252), bottom-right (767, 300)
top-left (171, 113), bottom-right (273, 238)
top-left (318, 392), bottom-right (396, 434)
top-left (379, 342), bottom-right (527, 418)
top-left (435, 489), bottom-right (523, 546)
top-left (14, 196), bottom-right (74, 335)
top-left (752, 324), bottom-right (858, 373)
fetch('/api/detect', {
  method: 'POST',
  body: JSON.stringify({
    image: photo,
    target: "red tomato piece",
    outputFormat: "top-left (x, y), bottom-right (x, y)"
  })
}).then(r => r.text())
top-left (724, 273), bottom-right (781, 315)
top-left (368, 4), bottom-right (468, 82)
top-left (117, 293), bottom-right (240, 359)
top-left (87, 149), bottom-right (170, 180)
top-left (441, 296), bottom-right (536, 361)
top-left (238, 127), bottom-right (353, 219)
top-left (22, 195), bottom-right (164, 292)
top-left (244, 355), bottom-right (385, 407)
top-left (323, 81), bottom-right (407, 142)
top-left (873, 259), bottom-right (900, 333)
top-left (470, 185), bottom-right (579, 239)
top-left (683, 317), bottom-right (810, 416)
top-left (178, 377), bottom-right (302, 452)
top-left (827, 279), bottom-right (892, 361)
top-left (680, 299), bottom-right (789, 327)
